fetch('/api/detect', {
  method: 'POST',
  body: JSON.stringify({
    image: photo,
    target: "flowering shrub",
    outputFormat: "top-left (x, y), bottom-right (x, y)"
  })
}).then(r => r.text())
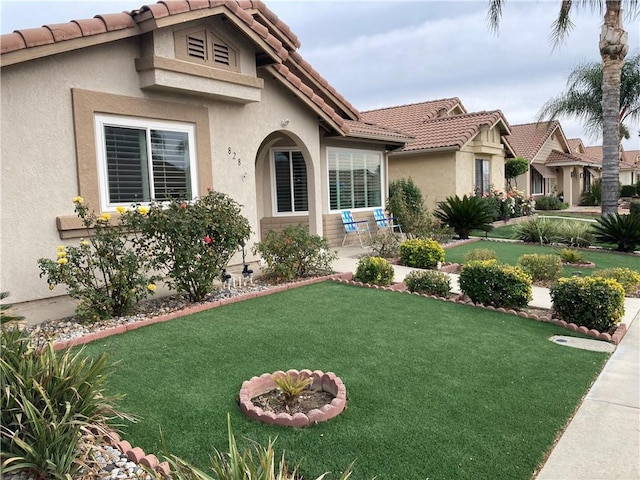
top-left (132, 190), bottom-right (251, 302)
top-left (474, 186), bottom-right (533, 220)
top-left (517, 254), bottom-right (562, 282)
top-left (354, 256), bottom-right (395, 285)
top-left (38, 198), bottom-right (156, 322)
top-left (463, 248), bottom-right (497, 262)
top-left (399, 238), bottom-right (445, 268)
top-left (253, 225), bottom-right (337, 283)
top-left (593, 268), bottom-right (640, 296)
top-left (550, 277), bottom-right (625, 331)
top-left (459, 260), bottom-right (532, 309)
top-left (404, 270), bottom-right (451, 297)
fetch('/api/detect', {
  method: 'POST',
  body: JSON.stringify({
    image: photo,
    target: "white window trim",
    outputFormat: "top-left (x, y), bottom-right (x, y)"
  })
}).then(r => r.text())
top-left (326, 146), bottom-right (384, 213)
top-left (270, 148), bottom-right (309, 216)
top-left (94, 114), bottom-right (198, 212)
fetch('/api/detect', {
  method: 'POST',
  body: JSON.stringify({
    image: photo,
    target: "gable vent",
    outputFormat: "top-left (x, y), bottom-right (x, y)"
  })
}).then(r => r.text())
top-left (187, 35), bottom-right (206, 60)
top-left (213, 42), bottom-right (230, 66)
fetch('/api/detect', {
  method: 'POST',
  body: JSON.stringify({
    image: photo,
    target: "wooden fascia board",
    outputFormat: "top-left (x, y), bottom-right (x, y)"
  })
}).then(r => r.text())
top-left (1, 28), bottom-right (140, 67)
top-left (265, 65), bottom-right (345, 136)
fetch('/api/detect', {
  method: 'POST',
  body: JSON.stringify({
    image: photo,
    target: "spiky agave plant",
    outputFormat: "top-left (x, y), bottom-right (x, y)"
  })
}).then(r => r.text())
top-left (434, 195), bottom-right (494, 239)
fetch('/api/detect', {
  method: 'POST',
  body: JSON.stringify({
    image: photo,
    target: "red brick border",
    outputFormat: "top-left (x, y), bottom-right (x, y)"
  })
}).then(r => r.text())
top-left (239, 369), bottom-right (347, 427)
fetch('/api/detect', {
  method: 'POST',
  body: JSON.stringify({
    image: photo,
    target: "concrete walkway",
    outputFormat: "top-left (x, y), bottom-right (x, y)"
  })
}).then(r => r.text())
top-left (335, 245), bottom-right (640, 480)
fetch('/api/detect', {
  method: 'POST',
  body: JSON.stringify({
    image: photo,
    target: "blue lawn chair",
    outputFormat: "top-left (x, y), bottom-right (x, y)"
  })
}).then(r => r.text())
top-left (373, 208), bottom-right (403, 235)
top-left (341, 210), bottom-right (371, 247)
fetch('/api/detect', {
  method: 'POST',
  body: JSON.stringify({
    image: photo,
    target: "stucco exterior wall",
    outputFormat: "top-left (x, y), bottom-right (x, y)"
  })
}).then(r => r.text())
top-left (1, 28), bottom-right (323, 304)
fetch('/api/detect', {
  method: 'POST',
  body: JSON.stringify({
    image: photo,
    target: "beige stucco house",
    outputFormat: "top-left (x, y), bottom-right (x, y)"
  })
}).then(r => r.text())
top-left (0, 0), bottom-right (412, 306)
top-left (361, 98), bottom-right (511, 210)
top-left (580, 145), bottom-right (640, 187)
top-left (504, 122), bottom-right (601, 206)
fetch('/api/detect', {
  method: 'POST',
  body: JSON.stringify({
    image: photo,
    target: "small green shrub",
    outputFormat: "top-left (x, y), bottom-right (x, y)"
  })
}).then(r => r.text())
top-left (579, 178), bottom-right (603, 206)
top-left (593, 268), bottom-right (640, 296)
top-left (557, 248), bottom-right (586, 264)
top-left (517, 254), bottom-right (562, 282)
top-left (1, 328), bottom-right (132, 479)
top-left (550, 277), bottom-right (625, 331)
top-left (254, 225), bottom-right (337, 283)
top-left (512, 217), bottom-right (558, 244)
top-left (404, 270), bottom-right (451, 297)
top-left (0, 292), bottom-right (23, 325)
top-left (591, 213), bottom-right (640, 252)
top-left (459, 260), bottom-right (532, 309)
top-left (505, 157), bottom-right (529, 189)
top-left (413, 212), bottom-right (456, 244)
top-left (354, 256), bottom-right (395, 285)
top-left (620, 184), bottom-right (637, 197)
top-left (553, 219), bottom-right (595, 247)
top-left (534, 196), bottom-right (567, 210)
top-left (630, 200), bottom-right (640, 215)
top-left (398, 238), bottom-right (445, 269)
top-left (369, 230), bottom-right (401, 258)
top-left (273, 372), bottom-right (313, 408)
top-left (38, 198), bottom-right (157, 322)
top-left (387, 178), bottom-right (429, 236)
top-left (435, 195), bottom-right (494, 239)
top-left (463, 248), bottom-right (497, 262)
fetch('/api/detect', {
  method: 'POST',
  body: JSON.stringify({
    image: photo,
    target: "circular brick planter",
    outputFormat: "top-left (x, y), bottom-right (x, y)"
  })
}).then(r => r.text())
top-left (239, 369), bottom-right (346, 427)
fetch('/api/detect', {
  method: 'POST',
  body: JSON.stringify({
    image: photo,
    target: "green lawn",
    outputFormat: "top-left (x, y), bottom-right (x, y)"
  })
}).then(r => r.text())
top-left (82, 282), bottom-right (608, 479)
top-left (444, 239), bottom-right (640, 276)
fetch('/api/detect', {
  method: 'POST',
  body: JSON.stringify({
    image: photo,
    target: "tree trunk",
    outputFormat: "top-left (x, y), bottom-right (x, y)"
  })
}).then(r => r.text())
top-left (599, 2), bottom-right (628, 215)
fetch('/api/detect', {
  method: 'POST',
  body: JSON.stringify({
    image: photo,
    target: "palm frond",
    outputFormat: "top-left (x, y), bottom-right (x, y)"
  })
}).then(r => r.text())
top-left (486, 0), bottom-right (504, 33)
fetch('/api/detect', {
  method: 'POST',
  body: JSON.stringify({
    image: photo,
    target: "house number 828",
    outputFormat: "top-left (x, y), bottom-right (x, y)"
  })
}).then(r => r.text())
top-left (228, 147), bottom-right (241, 166)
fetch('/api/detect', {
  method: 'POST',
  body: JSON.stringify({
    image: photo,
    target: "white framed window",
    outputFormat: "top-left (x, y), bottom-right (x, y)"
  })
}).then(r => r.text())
top-left (95, 114), bottom-right (197, 210)
top-left (475, 159), bottom-right (490, 194)
top-left (531, 168), bottom-right (544, 195)
top-left (271, 149), bottom-right (308, 214)
top-left (328, 147), bottom-right (382, 211)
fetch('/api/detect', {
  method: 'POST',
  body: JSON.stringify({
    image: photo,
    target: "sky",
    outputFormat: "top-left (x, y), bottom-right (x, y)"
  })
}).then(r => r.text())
top-left (2, 0), bottom-right (639, 151)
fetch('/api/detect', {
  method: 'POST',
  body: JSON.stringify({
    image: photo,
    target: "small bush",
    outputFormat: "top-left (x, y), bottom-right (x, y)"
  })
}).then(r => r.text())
top-left (435, 195), bottom-right (494, 239)
top-left (404, 270), bottom-right (451, 297)
top-left (553, 219), bottom-right (594, 247)
top-left (534, 196), bottom-right (567, 211)
top-left (459, 260), bottom-right (532, 309)
top-left (463, 248), bottom-right (497, 262)
top-left (413, 212), bottom-right (456, 244)
top-left (550, 277), bottom-right (625, 331)
top-left (387, 178), bottom-right (429, 236)
top-left (579, 178), bottom-right (603, 206)
top-left (517, 254), bottom-right (562, 282)
top-left (369, 230), bottom-right (401, 258)
top-left (620, 184), bottom-right (637, 197)
top-left (399, 238), bottom-right (445, 269)
top-left (354, 256), bottom-right (395, 285)
top-left (254, 225), bottom-right (337, 283)
top-left (593, 268), bottom-right (640, 296)
top-left (512, 217), bottom-right (558, 244)
top-left (592, 213), bottom-right (640, 252)
top-left (557, 248), bottom-right (585, 264)
top-left (630, 200), bottom-right (640, 215)
top-left (1, 328), bottom-right (132, 479)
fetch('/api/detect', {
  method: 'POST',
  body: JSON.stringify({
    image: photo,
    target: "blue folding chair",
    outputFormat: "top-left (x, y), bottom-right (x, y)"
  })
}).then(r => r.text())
top-left (373, 208), bottom-right (403, 235)
top-left (341, 210), bottom-right (371, 247)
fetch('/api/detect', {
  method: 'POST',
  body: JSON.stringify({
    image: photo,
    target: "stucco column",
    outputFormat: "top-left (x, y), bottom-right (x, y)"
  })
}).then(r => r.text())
top-left (561, 167), bottom-right (574, 205)
top-left (307, 147), bottom-right (323, 236)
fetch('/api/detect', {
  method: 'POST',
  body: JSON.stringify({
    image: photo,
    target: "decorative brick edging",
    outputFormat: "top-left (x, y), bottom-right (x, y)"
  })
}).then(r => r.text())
top-left (52, 273), bottom-right (353, 351)
top-left (331, 278), bottom-right (629, 345)
top-left (239, 369), bottom-right (347, 427)
top-left (88, 426), bottom-right (170, 477)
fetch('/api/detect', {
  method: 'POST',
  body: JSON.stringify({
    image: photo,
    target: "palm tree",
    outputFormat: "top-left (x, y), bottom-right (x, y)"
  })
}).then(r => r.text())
top-left (537, 50), bottom-right (640, 141)
top-left (488, 1), bottom-right (639, 216)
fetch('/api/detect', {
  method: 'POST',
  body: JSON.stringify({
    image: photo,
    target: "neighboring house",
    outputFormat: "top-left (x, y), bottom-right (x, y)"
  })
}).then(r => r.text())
top-left (504, 122), bottom-right (601, 206)
top-left (361, 98), bottom-right (511, 210)
top-left (0, 0), bottom-right (412, 305)
top-left (580, 145), bottom-right (640, 187)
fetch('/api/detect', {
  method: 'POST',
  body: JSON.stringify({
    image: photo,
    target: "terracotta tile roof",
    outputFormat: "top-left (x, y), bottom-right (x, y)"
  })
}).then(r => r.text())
top-left (545, 150), bottom-right (600, 167)
top-left (566, 138), bottom-right (586, 154)
top-left (342, 120), bottom-right (414, 144)
top-left (503, 121), bottom-right (562, 162)
top-left (0, 1), bottom-right (376, 139)
top-left (360, 98), bottom-right (466, 132)
top-left (584, 146), bottom-right (640, 170)
top-left (363, 109), bottom-right (510, 153)
top-left (623, 149), bottom-right (640, 166)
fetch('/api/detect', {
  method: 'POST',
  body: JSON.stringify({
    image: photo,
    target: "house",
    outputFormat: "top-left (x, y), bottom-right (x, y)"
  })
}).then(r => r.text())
top-left (579, 145), bottom-right (640, 187)
top-left (504, 122), bottom-right (601, 205)
top-left (0, 0), bottom-right (413, 306)
top-left (361, 98), bottom-right (511, 210)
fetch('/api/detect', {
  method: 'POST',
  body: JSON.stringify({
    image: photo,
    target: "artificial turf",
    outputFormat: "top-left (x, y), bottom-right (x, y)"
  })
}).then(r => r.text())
top-left (82, 282), bottom-right (608, 479)
top-left (443, 239), bottom-right (640, 277)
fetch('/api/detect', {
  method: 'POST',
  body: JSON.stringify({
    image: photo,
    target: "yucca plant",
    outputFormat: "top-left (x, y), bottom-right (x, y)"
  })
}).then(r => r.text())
top-left (556, 248), bottom-right (586, 264)
top-left (435, 195), bottom-right (494, 239)
top-left (273, 372), bottom-right (313, 409)
top-left (552, 219), bottom-right (595, 247)
top-left (1, 329), bottom-right (133, 479)
top-left (512, 217), bottom-right (558, 245)
top-left (592, 213), bottom-right (640, 252)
